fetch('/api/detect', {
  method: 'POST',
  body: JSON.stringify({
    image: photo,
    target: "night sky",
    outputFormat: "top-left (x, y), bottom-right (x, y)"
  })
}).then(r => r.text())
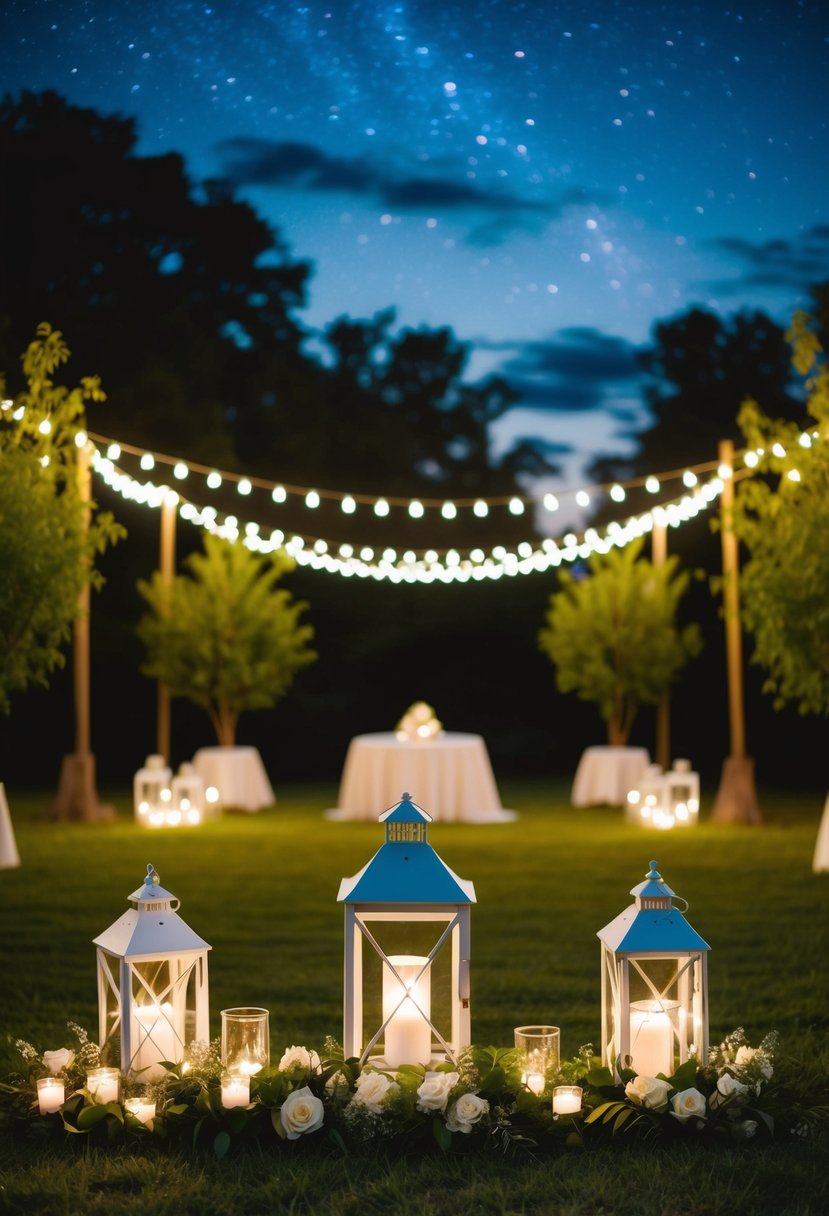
top-left (4, 0), bottom-right (829, 486)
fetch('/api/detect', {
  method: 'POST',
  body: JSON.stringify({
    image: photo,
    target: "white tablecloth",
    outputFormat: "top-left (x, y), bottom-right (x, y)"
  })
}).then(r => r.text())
top-left (813, 793), bottom-right (829, 872)
top-left (571, 745), bottom-right (650, 807)
top-left (328, 732), bottom-right (515, 823)
top-left (192, 746), bottom-right (274, 812)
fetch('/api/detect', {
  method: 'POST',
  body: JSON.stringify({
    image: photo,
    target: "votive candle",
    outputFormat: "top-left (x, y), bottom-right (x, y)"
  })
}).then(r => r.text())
top-left (87, 1067), bottom-right (121, 1104)
top-left (553, 1085), bottom-right (583, 1115)
top-left (124, 1096), bottom-right (156, 1125)
top-left (37, 1077), bottom-right (65, 1115)
top-left (221, 1072), bottom-right (250, 1108)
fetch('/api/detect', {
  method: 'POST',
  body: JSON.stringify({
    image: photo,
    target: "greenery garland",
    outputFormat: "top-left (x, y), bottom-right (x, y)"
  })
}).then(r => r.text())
top-left (1, 1024), bottom-right (826, 1161)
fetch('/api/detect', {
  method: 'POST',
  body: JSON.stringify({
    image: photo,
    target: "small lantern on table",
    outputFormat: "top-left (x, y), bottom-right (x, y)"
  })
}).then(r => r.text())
top-left (93, 863), bottom-right (211, 1081)
top-left (338, 792), bottom-right (476, 1068)
top-left (597, 860), bottom-right (709, 1079)
top-left (133, 754), bottom-right (172, 827)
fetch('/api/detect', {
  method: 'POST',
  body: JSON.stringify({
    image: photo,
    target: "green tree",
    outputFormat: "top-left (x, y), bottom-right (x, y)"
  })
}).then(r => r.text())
top-left (734, 309), bottom-right (829, 715)
top-left (137, 534), bottom-right (317, 746)
top-left (538, 539), bottom-right (701, 745)
top-left (0, 324), bottom-right (124, 714)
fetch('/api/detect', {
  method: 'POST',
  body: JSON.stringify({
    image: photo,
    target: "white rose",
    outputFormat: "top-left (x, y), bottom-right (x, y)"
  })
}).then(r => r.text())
top-left (716, 1072), bottom-right (750, 1102)
top-left (624, 1075), bottom-right (672, 1112)
top-left (278, 1045), bottom-right (321, 1074)
top-left (446, 1092), bottom-right (489, 1133)
top-left (279, 1086), bottom-right (325, 1140)
top-left (43, 1049), bottom-right (75, 1075)
top-left (735, 1045), bottom-right (773, 1080)
top-left (416, 1070), bottom-right (459, 1113)
top-left (670, 1087), bottom-right (707, 1122)
top-left (351, 1070), bottom-right (399, 1114)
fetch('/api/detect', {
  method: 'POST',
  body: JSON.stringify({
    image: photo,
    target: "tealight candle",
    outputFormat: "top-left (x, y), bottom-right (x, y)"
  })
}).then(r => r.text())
top-left (553, 1085), bottom-right (583, 1115)
top-left (37, 1076), bottom-right (65, 1115)
top-left (522, 1071), bottom-right (545, 1096)
top-left (87, 1067), bottom-right (121, 1104)
top-left (124, 1097), bottom-right (156, 1125)
top-left (221, 1072), bottom-right (250, 1109)
top-left (514, 1025), bottom-right (560, 1097)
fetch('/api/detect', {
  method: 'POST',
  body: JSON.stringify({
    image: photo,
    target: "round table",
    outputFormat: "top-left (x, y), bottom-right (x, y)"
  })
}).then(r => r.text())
top-left (328, 732), bottom-right (515, 823)
top-left (192, 746), bottom-right (275, 812)
top-left (571, 745), bottom-right (651, 807)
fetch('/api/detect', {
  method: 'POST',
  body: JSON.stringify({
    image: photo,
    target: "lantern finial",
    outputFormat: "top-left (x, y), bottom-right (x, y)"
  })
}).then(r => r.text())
top-left (145, 863), bottom-right (160, 887)
top-left (401, 791), bottom-right (412, 802)
top-left (647, 860), bottom-right (660, 879)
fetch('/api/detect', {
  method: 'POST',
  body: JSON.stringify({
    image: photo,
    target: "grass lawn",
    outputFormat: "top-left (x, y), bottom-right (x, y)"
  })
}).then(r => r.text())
top-left (0, 778), bottom-right (827, 1215)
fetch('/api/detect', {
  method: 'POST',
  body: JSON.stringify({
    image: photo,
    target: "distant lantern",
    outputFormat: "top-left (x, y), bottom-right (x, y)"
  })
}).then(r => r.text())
top-left (597, 861), bottom-right (709, 1079)
top-left (133, 755), bottom-right (172, 827)
top-left (171, 763), bottom-right (206, 827)
top-left (665, 759), bottom-right (700, 828)
top-left (93, 864), bottom-right (211, 1080)
top-left (337, 793), bottom-right (476, 1068)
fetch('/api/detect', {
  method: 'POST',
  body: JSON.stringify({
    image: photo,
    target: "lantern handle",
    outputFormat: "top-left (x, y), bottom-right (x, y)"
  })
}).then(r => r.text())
top-left (671, 895), bottom-right (689, 913)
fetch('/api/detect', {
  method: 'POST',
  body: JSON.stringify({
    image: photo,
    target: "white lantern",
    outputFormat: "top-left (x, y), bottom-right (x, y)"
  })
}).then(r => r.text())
top-left (625, 764), bottom-right (672, 829)
top-left (665, 759), bottom-right (700, 827)
top-left (337, 792), bottom-right (476, 1067)
top-left (597, 860), bottom-right (709, 1079)
top-left (133, 755), bottom-right (172, 827)
top-left (93, 864), bottom-right (211, 1080)
top-left (171, 763), bottom-right (206, 826)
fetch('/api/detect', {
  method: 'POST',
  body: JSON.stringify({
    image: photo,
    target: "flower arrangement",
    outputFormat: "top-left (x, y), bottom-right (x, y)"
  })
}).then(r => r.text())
top-left (395, 702), bottom-right (443, 741)
top-left (0, 1025), bottom-right (822, 1160)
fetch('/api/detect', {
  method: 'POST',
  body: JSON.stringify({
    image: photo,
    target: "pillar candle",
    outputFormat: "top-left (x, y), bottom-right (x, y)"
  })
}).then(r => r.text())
top-left (629, 1002), bottom-right (673, 1077)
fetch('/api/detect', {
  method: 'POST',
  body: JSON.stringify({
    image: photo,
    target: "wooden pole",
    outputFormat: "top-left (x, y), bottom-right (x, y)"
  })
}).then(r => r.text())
top-left (710, 439), bottom-right (762, 824)
top-left (52, 441), bottom-right (114, 820)
top-left (651, 516), bottom-right (670, 771)
top-left (156, 493), bottom-right (177, 760)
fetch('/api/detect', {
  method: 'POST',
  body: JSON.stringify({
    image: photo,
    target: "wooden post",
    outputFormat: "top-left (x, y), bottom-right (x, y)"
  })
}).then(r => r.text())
top-left (52, 441), bottom-right (114, 821)
top-left (651, 515), bottom-right (670, 771)
top-left (156, 493), bottom-right (177, 760)
top-left (710, 439), bottom-right (762, 825)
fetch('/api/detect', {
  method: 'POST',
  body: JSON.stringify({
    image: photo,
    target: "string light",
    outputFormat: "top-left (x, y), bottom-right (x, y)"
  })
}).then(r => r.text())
top-left (610, 484), bottom-right (625, 502)
top-left (408, 500), bottom-right (424, 519)
top-left (341, 495), bottom-right (356, 514)
top-left (140, 453), bottom-right (155, 471)
top-left (238, 478), bottom-right (252, 496)
top-left (645, 476), bottom-right (660, 494)
top-left (473, 500), bottom-right (489, 517)
top-left (75, 430), bottom-right (88, 449)
top-left (38, 418), bottom-right (52, 435)
top-left (441, 502), bottom-right (457, 520)
top-left (305, 489), bottom-right (320, 509)
top-left (575, 490), bottom-right (590, 508)
top-left (272, 485), bottom-right (286, 503)
top-left (173, 462), bottom-right (188, 480)
top-left (508, 497), bottom-right (525, 515)
top-left (543, 493), bottom-right (559, 512)
top-left (207, 471), bottom-right (222, 489)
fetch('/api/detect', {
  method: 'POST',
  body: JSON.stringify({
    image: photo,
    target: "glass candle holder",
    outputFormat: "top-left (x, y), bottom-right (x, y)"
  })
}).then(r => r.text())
top-left (221, 1072), bottom-right (250, 1109)
top-left (221, 1007), bottom-right (270, 1076)
top-left (553, 1085), bottom-right (583, 1115)
top-left (87, 1067), bottom-right (121, 1104)
top-left (37, 1076), bottom-right (65, 1115)
top-left (124, 1096), bottom-right (156, 1125)
top-left (514, 1025), bottom-right (560, 1095)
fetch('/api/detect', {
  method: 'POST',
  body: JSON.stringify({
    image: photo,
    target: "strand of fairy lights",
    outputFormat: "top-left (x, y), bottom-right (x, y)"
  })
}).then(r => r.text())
top-left (90, 446), bottom-right (728, 583)
top-left (85, 430), bottom-right (722, 522)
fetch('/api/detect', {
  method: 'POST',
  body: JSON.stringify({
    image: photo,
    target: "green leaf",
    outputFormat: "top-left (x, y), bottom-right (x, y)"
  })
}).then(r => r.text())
top-left (76, 1103), bottom-right (111, 1130)
top-left (213, 1130), bottom-right (231, 1160)
top-left (432, 1117), bottom-right (452, 1152)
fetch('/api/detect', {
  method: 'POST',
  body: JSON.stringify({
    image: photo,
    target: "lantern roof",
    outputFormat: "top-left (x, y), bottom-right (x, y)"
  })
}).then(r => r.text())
top-left (337, 793), bottom-right (476, 905)
top-left (597, 861), bottom-right (710, 954)
top-left (93, 864), bottom-right (211, 959)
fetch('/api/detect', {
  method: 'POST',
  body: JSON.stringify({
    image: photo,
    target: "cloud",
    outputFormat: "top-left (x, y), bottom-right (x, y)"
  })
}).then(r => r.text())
top-left (703, 226), bottom-right (829, 294)
top-left (481, 328), bottom-right (642, 413)
top-left (215, 137), bottom-right (601, 242)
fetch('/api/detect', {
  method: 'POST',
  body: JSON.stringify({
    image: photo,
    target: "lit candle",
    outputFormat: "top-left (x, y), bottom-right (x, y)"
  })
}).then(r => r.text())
top-left (132, 1001), bottom-right (178, 1081)
top-left (522, 1071), bottom-right (545, 1096)
top-left (629, 1001), bottom-right (674, 1077)
top-left (37, 1077), bottom-right (65, 1115)
top-left (235, 1055), bottom-right (263, 1077)
top-left (221, 1073), bottom-right (250, 1108)
top-left (124, 1097), bottom-right (156, 1125)
top-left (382, 955), bottom-right (432, 1068)
top-left (87, 1067), bottom-right (120, 1104)
top-left (553, 1085), bottom-right (583, 1115)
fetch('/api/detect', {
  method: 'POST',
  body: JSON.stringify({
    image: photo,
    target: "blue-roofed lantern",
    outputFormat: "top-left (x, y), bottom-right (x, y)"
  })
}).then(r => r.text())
top-left (597, 861), bottom-right (709, 1079)
top-left (337, 793), bottom-right (476, 1068)
top-left (93, 864), bottom-right (211, 1081)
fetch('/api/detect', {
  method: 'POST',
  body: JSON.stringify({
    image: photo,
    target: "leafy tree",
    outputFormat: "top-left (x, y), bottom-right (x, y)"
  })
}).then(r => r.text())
top-left (538, 539), bottom-right (702, 745)
top-left (734, 309), bottom-right (829, 715)
top-left (137, 534), bottom-right (317, 746)
top-left (0, 323), bottom-right (124, 713)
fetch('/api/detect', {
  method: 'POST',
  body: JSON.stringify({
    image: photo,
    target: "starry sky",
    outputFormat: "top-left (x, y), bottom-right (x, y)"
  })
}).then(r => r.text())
top-left (3, 0), bottom-right (829, 488)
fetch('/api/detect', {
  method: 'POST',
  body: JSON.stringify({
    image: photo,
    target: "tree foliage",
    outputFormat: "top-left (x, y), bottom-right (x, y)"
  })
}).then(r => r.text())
top-left (0, 323), bottom-right (124, 713)
top-left (734, 309), bottom-right (829, 716)
top-left (137, 534), bottom-right (317, 746)
top-left (538, 539), bottom-right (702, 745)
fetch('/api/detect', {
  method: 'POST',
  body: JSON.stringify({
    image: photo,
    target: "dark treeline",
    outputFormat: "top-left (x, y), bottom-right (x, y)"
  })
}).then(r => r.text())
top-left (1, 90), bottom-right (826, 796)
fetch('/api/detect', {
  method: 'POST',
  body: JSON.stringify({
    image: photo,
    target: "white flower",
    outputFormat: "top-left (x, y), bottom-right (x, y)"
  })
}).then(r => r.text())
top-left (350, 1070), bottom-right (399, 1114)
top-left (42, 1049), bottom-right (75, 1075)
top-left (416, 1070), bottom-right (459, 1113)
top-left (279, 1086), bottom-right (325, 1140)
top-left (278, 1045), bottom-right (321, 1074)
top-left (741, 1119), bottom-right (758, 1139)
top-left (624, 1075), bottom-right (672, 1112)
top-left (735, 1045), bottom-right (773, 1079)
top-left (446, 1092), bottom-right (489, 1133)
top-left (670, 1087), bottom-right (707, 1122)
top-left (712, 1072), bottom-right (750, 1106)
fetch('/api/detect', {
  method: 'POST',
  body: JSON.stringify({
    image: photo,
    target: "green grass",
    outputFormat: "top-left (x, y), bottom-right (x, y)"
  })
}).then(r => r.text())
top-left (1, 780), bottom-right (828, 1215)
